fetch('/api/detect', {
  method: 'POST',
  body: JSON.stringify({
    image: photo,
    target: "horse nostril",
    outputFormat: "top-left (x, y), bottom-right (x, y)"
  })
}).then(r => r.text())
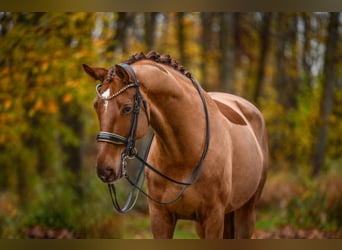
top-left (97, 167), bottom-right (115, 182)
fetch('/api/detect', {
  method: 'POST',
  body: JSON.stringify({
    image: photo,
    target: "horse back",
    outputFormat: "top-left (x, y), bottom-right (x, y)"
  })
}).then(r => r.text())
top-left (208, 92), bottom-right (267, 154)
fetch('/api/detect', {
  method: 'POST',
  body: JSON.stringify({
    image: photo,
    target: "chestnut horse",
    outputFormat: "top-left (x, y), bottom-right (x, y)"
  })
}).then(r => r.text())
top-left (83, 51), bottom-right (268, 239)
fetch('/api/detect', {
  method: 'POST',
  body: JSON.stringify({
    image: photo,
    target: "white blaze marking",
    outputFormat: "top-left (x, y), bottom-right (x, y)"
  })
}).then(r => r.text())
top-left (102, 88), bottom-right (111, 98)
top-left (102, 88), bottom-right (111, 111)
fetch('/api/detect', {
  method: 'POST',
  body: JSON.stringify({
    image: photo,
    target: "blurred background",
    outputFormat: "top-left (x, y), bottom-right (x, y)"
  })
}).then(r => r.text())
top-left (0, 12), bottom-right (341, 238)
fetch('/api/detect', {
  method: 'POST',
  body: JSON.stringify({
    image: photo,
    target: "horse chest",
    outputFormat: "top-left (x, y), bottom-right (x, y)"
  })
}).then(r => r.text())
top-left (146, 177), bottom-right (203, 219)
top-left (168, 194), bottom-right (202, 220)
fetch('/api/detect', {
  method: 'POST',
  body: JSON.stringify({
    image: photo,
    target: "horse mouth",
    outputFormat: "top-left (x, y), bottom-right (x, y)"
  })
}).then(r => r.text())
top-left (97, 166), bottom-right (124, 184)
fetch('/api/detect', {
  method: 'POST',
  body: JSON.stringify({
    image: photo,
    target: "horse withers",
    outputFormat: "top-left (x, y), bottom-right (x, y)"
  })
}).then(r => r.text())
top-left (83, 51), bottom-right (268, 239)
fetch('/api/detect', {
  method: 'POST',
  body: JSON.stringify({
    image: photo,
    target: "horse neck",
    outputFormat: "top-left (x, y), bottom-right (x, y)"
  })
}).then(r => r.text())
top-left (133, 62), bottom-right (206, 166)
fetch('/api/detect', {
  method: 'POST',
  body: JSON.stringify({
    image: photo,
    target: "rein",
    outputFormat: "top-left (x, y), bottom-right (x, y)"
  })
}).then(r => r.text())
top-left (96, 63), bottom-right (210, 213)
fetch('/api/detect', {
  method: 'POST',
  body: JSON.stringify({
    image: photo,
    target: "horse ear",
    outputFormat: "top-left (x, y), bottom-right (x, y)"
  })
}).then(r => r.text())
top-left (214, 100), bottom-right (247, 126)
top-left (82, 64), bottom-right (108, 82)
top-left (114, 64), bottom-right (130, 83)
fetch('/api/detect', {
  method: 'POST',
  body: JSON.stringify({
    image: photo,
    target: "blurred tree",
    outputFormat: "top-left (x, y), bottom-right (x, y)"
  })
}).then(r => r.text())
top-left (0, 12), bottom-right (96, 205)
top-left (218, 13), bottom-right (236, 93)
top-left (200, 12), bottom-right (214, 88)
top-left (274, 13), bottom-right (297, 109)
top-left (253, 12), bottom-right (272, 105)
top-left (1, 12), bottom-right (342, 237)
top-left (144, 13), bottom-right (158, 51)
top-left (301, 13), bottom-right (314, 90)
top-left (176, 12), bottom-right (187, 65)
top-left (312, 12), bottom-right (340, 177)
top-left (105, 12), bottom-right (135, 59)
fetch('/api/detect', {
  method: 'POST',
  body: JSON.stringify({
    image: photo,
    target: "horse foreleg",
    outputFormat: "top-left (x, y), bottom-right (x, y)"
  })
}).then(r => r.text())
top-left (198, 210), bottom-right (225, 239)
top-left (194, 221), bottom-right (204, 239)
top-left (149, 208), bottom-right (176, 239)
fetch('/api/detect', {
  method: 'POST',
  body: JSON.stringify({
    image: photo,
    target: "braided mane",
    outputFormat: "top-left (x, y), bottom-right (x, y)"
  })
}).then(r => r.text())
top-left (124, 51), bottom-right (193, 79)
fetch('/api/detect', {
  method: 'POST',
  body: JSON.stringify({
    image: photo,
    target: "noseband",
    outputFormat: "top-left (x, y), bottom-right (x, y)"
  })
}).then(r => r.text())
top-left (95, 63), bottom-right (210, 213)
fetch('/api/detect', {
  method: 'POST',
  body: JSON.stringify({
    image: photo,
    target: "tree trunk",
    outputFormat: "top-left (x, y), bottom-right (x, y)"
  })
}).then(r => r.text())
top-left (288, 14), bottom-right (301, 109)
top-left (219, 13), bottom-right (236, 93)
top-left (177, 12), bottom-right (187, 66)
top-left (311, 12), bottom-right (340, 177)
top-left (253, 13), bottom-right (272, 105)
top-left (60, 103), bottom-right (84, 196)
top-left (274, 13), bottom-right (287, 106)
top-left (144, 13), bottom-right (157, 51)
top-left (301, 13), bottom-right (313, 90)
top-left (200, 12), bottom-right (213, 88)
top-left (108, 12), bottom-right (135, 55)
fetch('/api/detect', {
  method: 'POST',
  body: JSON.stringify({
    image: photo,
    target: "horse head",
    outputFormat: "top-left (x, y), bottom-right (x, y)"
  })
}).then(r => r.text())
top-left (83, 64), bottom-right (149, 183)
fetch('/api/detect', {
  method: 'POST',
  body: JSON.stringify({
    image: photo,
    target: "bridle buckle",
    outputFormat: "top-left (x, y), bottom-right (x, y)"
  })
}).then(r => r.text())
top-left (127, 147), bottom-right (138, 159)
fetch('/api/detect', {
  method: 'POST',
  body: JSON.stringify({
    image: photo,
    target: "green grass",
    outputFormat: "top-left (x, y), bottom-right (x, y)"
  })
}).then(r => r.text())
top-left (174, 220), bottom-right (198, 239)
top-left (121, 209), bottom-right (285, 239)
top-left (256, 208), bottom-right (286, 230)
top-left (121, 213), bottom-right (198, 239)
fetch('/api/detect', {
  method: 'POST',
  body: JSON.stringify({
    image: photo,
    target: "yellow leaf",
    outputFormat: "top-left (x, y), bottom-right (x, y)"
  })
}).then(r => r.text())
top-left (46, 101), bottom-right (58, 114)
top-left (329, 115), bottom-right (337, 124)
top-left (4, 99), bottom-right (11, 110)
top-left (0, 114), bottom-right (6, 123)
top-left (42, 62), bottom-right (49, 72)
top-left (62, 93), bottom-right (73, 104)
top-left (34, 98), bottom-right (43, 111)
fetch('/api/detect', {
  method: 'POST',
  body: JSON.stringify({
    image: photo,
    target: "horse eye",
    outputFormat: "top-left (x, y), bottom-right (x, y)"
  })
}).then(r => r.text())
top-left (122, 104), bottom-right (133, 115)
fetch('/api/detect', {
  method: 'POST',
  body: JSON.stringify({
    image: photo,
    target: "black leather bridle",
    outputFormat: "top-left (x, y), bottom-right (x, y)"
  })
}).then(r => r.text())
top-left (95, 63), bottom-right (210, 213)
top-left (96, 63), bottom-right (146, 165)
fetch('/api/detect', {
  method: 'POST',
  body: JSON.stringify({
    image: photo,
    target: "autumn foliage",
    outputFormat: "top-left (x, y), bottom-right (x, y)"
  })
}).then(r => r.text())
top-left (0, 12), bottom-right (341, 238)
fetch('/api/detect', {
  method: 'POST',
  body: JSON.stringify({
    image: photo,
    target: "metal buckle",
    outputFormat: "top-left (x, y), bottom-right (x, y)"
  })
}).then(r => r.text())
top-left (127, 147), bottom-right (137, 159)
top-left (121, 147), bottom-right (137, 177)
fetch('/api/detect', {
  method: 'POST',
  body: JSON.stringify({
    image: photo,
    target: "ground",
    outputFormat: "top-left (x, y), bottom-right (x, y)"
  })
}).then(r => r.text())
top-left (25, 212), bottom-right (342, 239)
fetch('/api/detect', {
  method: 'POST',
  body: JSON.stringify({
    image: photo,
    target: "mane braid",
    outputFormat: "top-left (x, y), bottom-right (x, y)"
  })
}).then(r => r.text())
top-left (123, 51), bottom-right (193, 79)
top-left (106, 67), bottom-right (116, 82)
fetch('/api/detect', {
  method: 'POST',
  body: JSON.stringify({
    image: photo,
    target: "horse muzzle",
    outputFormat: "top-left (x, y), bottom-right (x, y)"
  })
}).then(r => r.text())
top-left (96, 139), bottom-right (127, 183)
top-left (96, 164), bottom-right (124, 183)
top-left (96, 166), bottom-right (112, 183)
top-left (96, 154), bottom-right (125, 183)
